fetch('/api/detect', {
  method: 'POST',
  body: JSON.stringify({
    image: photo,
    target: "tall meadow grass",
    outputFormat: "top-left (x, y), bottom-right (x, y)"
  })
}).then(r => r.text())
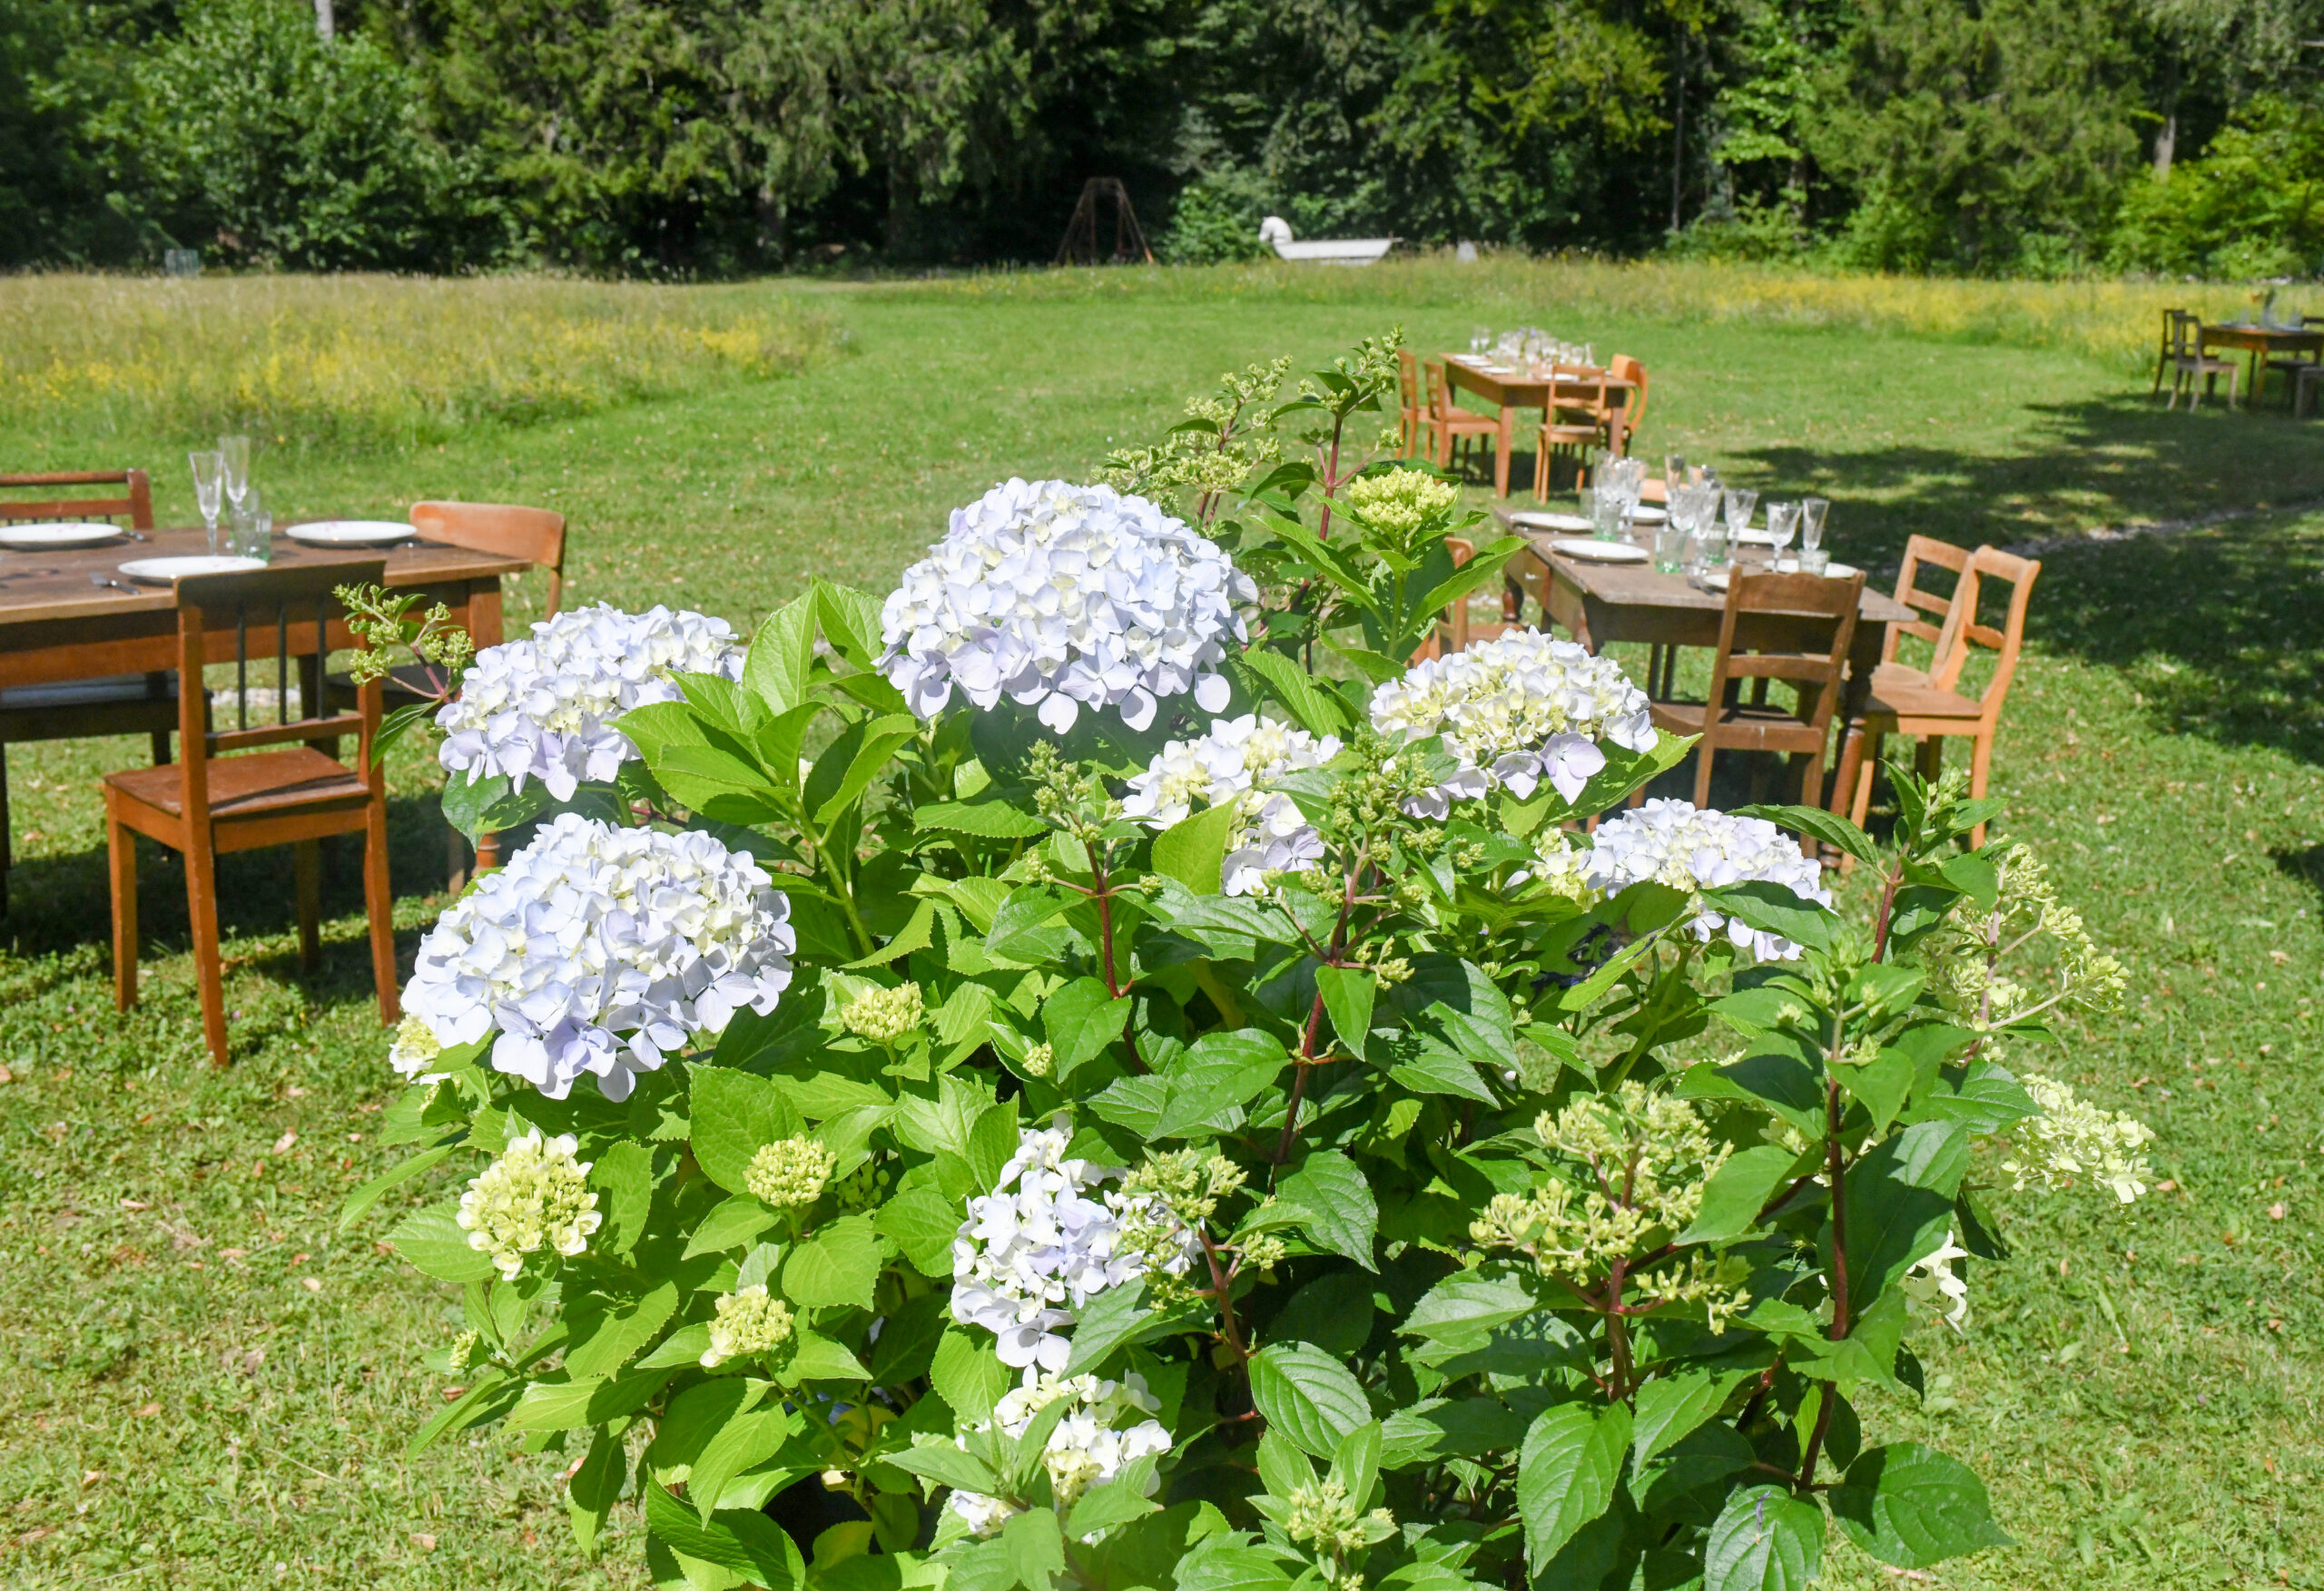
top-left (878, 255), bottom-right (2275, 376)
top-left (0, 274), bottom-right (842, 451)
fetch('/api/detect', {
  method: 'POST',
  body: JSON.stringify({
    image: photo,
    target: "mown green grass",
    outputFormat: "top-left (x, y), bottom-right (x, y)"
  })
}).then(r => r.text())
top-left (1, 264), bottom-right (2319, 1588)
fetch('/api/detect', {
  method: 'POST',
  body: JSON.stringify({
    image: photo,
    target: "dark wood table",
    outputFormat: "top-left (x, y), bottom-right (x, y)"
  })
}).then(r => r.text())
top-left (1492, 506), bottom-right (1913, 722)
top-left (0, 525), bottom-right (527, 690)
top-left (2199, 322), bottom-right (2324, 407)
top-left (1443, 357), bottom-right (1637, 498)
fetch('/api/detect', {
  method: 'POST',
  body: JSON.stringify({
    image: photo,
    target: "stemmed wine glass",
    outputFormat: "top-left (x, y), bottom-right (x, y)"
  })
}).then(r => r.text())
top-left (220, 435), bottom-right (251, 519)
top-left (1800, 496), bottom-right (1829, 553)
top-left (1722, 488), bottom-right (1757, 561)
top-left (191, 449), bottom-right (224, 553)
top-left (1766, 502), bottom-right (1802, 566)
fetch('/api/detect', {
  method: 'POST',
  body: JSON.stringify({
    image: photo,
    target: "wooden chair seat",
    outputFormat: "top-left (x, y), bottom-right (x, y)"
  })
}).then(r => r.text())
top-left (1857, 667), bottom-right (1980, 723)
top-left (107, 748), bottom-right (369, 828)
top-left (1649, 696), bottom-right (1837, 753)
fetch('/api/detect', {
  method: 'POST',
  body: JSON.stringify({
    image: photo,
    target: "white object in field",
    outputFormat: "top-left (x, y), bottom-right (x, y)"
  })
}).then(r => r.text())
top-left (1456, 241), bottom-right (1479, 262)
top-left (1258, 215), bottom-right (1394, 266)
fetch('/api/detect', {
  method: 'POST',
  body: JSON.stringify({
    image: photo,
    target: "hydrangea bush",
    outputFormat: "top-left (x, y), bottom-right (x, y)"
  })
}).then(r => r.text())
top-left (354, 333), bottom-right (2150, 1591)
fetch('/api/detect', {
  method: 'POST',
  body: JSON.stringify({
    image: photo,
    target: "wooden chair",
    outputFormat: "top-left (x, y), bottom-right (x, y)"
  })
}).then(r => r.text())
top-left (104, 561), bottom-right (398, 1066)
top-left (2266, 318), bottom-right (2324, 408)
top-left (1424, 361), bottom-right (1502, 490)
top-left (1397, 349), bottom-right (1427, 458)
top-left (2298, 360), bottom-right (2324, 421)
top-left (1605, 356), bottom-right (1649, 455)
top-left (0, 468), bottom-right (177, 914)
top-left (2163, 310), bottom-right (2238, 410)
top-left (2151, 307), bottom-right (2183, 397)
top-left (1534, 369), bottom-right (1613, 500)
top-left (1834, 545), bottom-right (2040, 850)
top-left (1641, 568), bottom-right (1864, 831)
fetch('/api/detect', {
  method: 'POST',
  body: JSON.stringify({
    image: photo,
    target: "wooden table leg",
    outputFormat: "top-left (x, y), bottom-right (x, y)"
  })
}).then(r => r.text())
top-left (1496, 409), bottom-right (1512, 497)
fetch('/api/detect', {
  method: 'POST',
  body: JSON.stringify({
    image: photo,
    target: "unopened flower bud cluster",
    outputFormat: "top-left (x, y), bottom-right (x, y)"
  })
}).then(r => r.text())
top-left (1472, 1085), bottom-right (1748, 1327)
top-left (1344, 467), bottom-right (1460, 545)
top-left (394, 814), bottom-right (795, 1102)
top-left (701, 1285), bottom-right (795, 1367)
top-left (457, 1128), bottom-right (602, 1280)
top-left (878, 479), bottom-right (1256, 733)
top-left (841, 981), bottom-right (924, 1045)
top-left (1284, 1478), bottom-right (1397, 1559)
top-left (747, 1135), bottom-right (835, 1209)
top-left (438, 604), bottom-right (743, 800)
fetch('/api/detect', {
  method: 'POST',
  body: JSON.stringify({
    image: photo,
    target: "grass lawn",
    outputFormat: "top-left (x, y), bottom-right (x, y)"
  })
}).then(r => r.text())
top-left (1, 263), bottom-right (2319, 1588)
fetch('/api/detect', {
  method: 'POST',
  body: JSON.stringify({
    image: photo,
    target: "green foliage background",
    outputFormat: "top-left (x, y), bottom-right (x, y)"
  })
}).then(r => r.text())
top-left (5, 0), bottom-right (2324, 276)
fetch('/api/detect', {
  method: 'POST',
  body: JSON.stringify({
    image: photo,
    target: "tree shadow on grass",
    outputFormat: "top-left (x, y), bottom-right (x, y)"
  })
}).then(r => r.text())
top-left (1729, 392), bottom-right (2324, 575)
top-left (0, 792), bottom-right (454, 1001)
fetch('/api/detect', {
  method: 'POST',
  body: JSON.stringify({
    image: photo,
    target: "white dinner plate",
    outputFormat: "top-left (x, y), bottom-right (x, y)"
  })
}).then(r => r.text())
top-left (118, 555), bottom-right (266, 584)
top-left (286, 519), bottom-right (414, 546)
top-left (1627, 505), bottom-right (1669, 524)
top-left (0, 522), bottom-right (126, 551)
top-left (1548, 537), bottom-right (1649, 564)
top-left (1510, 511), bottom-right (1594, 533)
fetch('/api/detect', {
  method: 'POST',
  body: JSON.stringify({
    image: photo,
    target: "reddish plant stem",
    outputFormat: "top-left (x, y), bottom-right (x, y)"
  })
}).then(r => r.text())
top-left (1273, 848), bottom-right (1367, 1165)
top-left (1196, 1227), bottom-right (1248, 1362)
top-left (1084, 840), bottom-right (1150, 1073)
top-left (1870, 860), bottom-right (1904, 963)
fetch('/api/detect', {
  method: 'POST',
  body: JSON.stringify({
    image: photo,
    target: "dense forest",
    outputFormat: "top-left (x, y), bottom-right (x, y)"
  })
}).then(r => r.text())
top-left (5, 0), bottom-right (2321, 278)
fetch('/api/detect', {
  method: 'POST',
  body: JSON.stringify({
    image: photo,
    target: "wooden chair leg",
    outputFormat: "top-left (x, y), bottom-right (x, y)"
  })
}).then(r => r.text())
top-left (108, 807), bottom-right (138, 1010)
top-left (366, 800), bottom-right (400, 1024)
top-left (1691, 739), bottom-right (1717, 809)
top-left (183, 840), bottom-right (230, 1066)
top-left (1915, 736), bottom-right (1943, 782)
top-left (294, 840), bottom-right (322, 972)
top-left (474, 830), bottom-right (502, 874)
top-left (1797, 751), bottom-right (1827, 859)
top-left (1967, 731), bottom-right (1994, 849)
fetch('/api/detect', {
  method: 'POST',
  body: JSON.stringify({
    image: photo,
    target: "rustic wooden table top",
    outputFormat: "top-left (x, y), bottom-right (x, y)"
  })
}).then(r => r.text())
top-left (1492, 506), bottom-right (1914, 625)
top-left (0, 526), bottom-right (529, 628)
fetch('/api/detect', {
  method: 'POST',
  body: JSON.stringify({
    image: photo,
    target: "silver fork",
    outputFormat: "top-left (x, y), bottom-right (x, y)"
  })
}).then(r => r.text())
top-left (89, 571), bottom-right (141, 596)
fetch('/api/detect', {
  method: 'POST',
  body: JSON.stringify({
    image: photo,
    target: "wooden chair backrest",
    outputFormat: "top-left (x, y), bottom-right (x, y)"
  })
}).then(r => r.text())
top-left (1608, 356), bottom-right (1648, 443)
top-left (2165, 309), bottom-right (2205, 359)
top-left (1548, 368), bottom-right (1612, 422)
top-left (2158, 307), bottom-right (2183, 356)
top-left (1930, 546), bottom-right (2040, 707)
top-left (1423, 360), bottom-right (1457, 420)
top-left (410, 500), bottom-right (567, 616)
top-left (172, 560), bottom-right (387, 819)
top-left (1709, 570), bottom-right (1864, 733)
top-left (1397, 349), bottom-right (1420, 415)
top-left (1884, 535), bottom-right (1974, 664)
top-left (0, 468), bottom-right (155, 528)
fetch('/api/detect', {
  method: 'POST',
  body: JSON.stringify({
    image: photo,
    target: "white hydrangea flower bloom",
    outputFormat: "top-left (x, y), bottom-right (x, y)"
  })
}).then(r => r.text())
top-left (1369, 629), bottom-right (1654, 815)
top-left (438, 604), bottom-right (743, 801)
top-left (950, 1120), bottom-right (1193, 1372)
top-left (947, 1372), bottom-right (1173, 1538)
top-left (878, 479), bottom-right (1256, 733)
top-left (394, 814), bottom-right (795, 1101)
top-left (1123, 712), bottom-right (1339, 896)
top-left (1582, 800), bottom-right (1832, 959)
top-left (1905, 1230), bottom-right (1972, 1330)
top-left (2004, 1075), bottom-right (2156, 1203)
top-left (456, 1128), bottom-right (601, 1280)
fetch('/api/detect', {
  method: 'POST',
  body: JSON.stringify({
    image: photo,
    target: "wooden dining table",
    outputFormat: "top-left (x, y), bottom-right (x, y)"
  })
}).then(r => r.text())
top-left (1443, 356), bottom-right (1637, 498)
top-left (1491, 506), bottom-right (1914, 725)
top-left (0, 525), bottom-right (529, 692)
top-left (2199, 322), bottom-right (2324, 406)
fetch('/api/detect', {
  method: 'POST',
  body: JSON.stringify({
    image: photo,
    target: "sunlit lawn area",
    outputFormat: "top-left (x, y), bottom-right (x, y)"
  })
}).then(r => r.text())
top-left (2, 263), bottom-right (2319, 1588)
